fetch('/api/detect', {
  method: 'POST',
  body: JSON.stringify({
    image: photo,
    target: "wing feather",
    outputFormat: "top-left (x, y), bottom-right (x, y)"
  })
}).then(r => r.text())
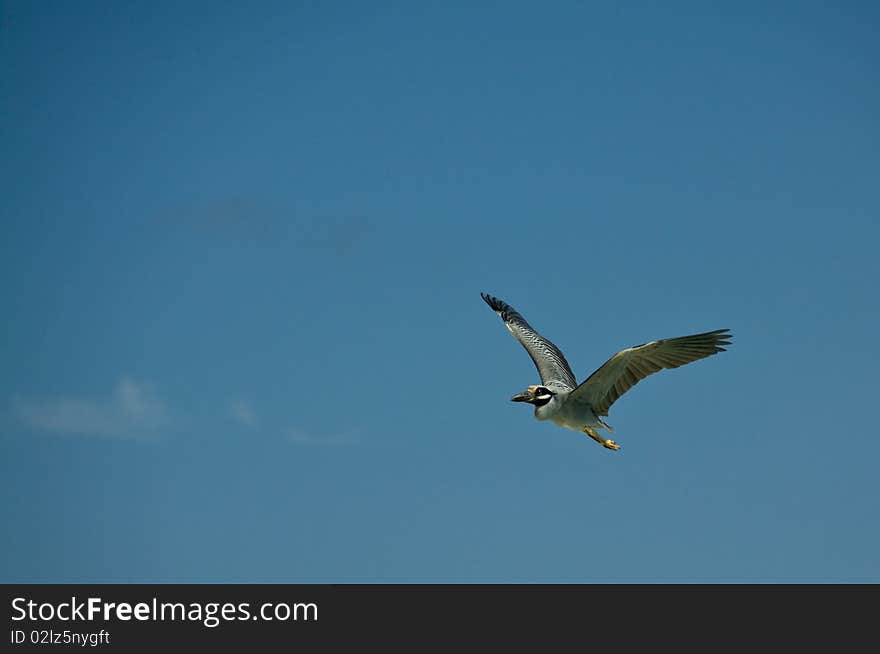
top-left (569, 329), bottom-right (732, 416)
top-left (481, 293), bottom-right (577, 390)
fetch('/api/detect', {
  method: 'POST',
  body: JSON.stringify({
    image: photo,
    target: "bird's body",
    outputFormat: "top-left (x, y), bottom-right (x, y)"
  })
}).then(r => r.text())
top-left (533, 390), bottom-right (606, 432)
top-left (481, 293), bottom-right (731, 451)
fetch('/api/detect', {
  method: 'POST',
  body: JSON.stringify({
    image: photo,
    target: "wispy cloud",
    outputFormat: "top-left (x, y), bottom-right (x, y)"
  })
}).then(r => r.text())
top-left (154, 197), bottom-right (371, 257)
top-left (14, 378), bottom-right (169, 440)
top-left (229, 398), bottom-right (259, 429)
top-left (284, 426), bottom-right (359, 446)
top-left (228, 398), bottom-right (358, 444)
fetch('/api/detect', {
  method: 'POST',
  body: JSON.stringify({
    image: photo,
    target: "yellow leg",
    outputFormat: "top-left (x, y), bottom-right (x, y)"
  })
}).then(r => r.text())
top-left (584, 427), bottom-right (621, 451)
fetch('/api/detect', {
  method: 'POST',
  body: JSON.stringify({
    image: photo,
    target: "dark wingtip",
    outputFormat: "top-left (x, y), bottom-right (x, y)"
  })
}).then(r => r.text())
top-left (715, 328), bottom-right (733, 346)
top-left (481, 292), bottom-right (502, 311)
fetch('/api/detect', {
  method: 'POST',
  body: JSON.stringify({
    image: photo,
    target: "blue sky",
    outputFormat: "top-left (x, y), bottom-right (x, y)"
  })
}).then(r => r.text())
top-left (2, 1), bottom-right (878, 582)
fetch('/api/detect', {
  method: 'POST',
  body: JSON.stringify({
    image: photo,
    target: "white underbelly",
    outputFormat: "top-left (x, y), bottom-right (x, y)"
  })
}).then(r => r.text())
top-left (547, 406), bottom-right (603, 432)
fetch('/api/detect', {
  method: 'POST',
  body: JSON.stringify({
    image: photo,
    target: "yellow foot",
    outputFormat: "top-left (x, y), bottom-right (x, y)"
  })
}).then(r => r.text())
top-left (584, 428), bottom-right (621, 451)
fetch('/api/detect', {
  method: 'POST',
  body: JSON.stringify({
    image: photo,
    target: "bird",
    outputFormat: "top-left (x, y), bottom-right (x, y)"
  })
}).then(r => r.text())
top-left (480, 292), bottom-right (732, 451)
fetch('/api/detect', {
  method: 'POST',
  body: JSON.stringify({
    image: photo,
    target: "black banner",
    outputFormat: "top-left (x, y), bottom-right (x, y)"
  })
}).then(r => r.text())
top-left (3, 584), bottom-right (875, 650)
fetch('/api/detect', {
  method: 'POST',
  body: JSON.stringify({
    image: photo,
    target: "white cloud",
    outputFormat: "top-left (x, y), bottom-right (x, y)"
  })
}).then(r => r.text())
top-left (14, 378), bottom-right (168, 440)
top-left (229, 398), bottom-right (259, 429)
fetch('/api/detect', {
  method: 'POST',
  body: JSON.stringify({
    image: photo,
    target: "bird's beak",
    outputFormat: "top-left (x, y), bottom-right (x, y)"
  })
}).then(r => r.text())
top-left (511, 391), bottom-right (532, 403)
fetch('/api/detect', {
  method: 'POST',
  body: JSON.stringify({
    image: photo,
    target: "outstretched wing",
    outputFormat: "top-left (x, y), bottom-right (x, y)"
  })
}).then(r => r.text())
top-left (568, 329), bottom-right (732, 416)
top-left (481, 293), bottom-right (577, 390)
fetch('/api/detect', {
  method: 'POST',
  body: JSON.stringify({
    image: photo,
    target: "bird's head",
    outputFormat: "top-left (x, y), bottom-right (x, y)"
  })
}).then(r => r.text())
top-left (511, 385), bottom-right (555, 406)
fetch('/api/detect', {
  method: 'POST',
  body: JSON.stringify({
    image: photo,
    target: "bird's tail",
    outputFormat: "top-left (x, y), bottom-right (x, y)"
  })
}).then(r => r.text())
top-left (598, 417), bottom-right (614, 432)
